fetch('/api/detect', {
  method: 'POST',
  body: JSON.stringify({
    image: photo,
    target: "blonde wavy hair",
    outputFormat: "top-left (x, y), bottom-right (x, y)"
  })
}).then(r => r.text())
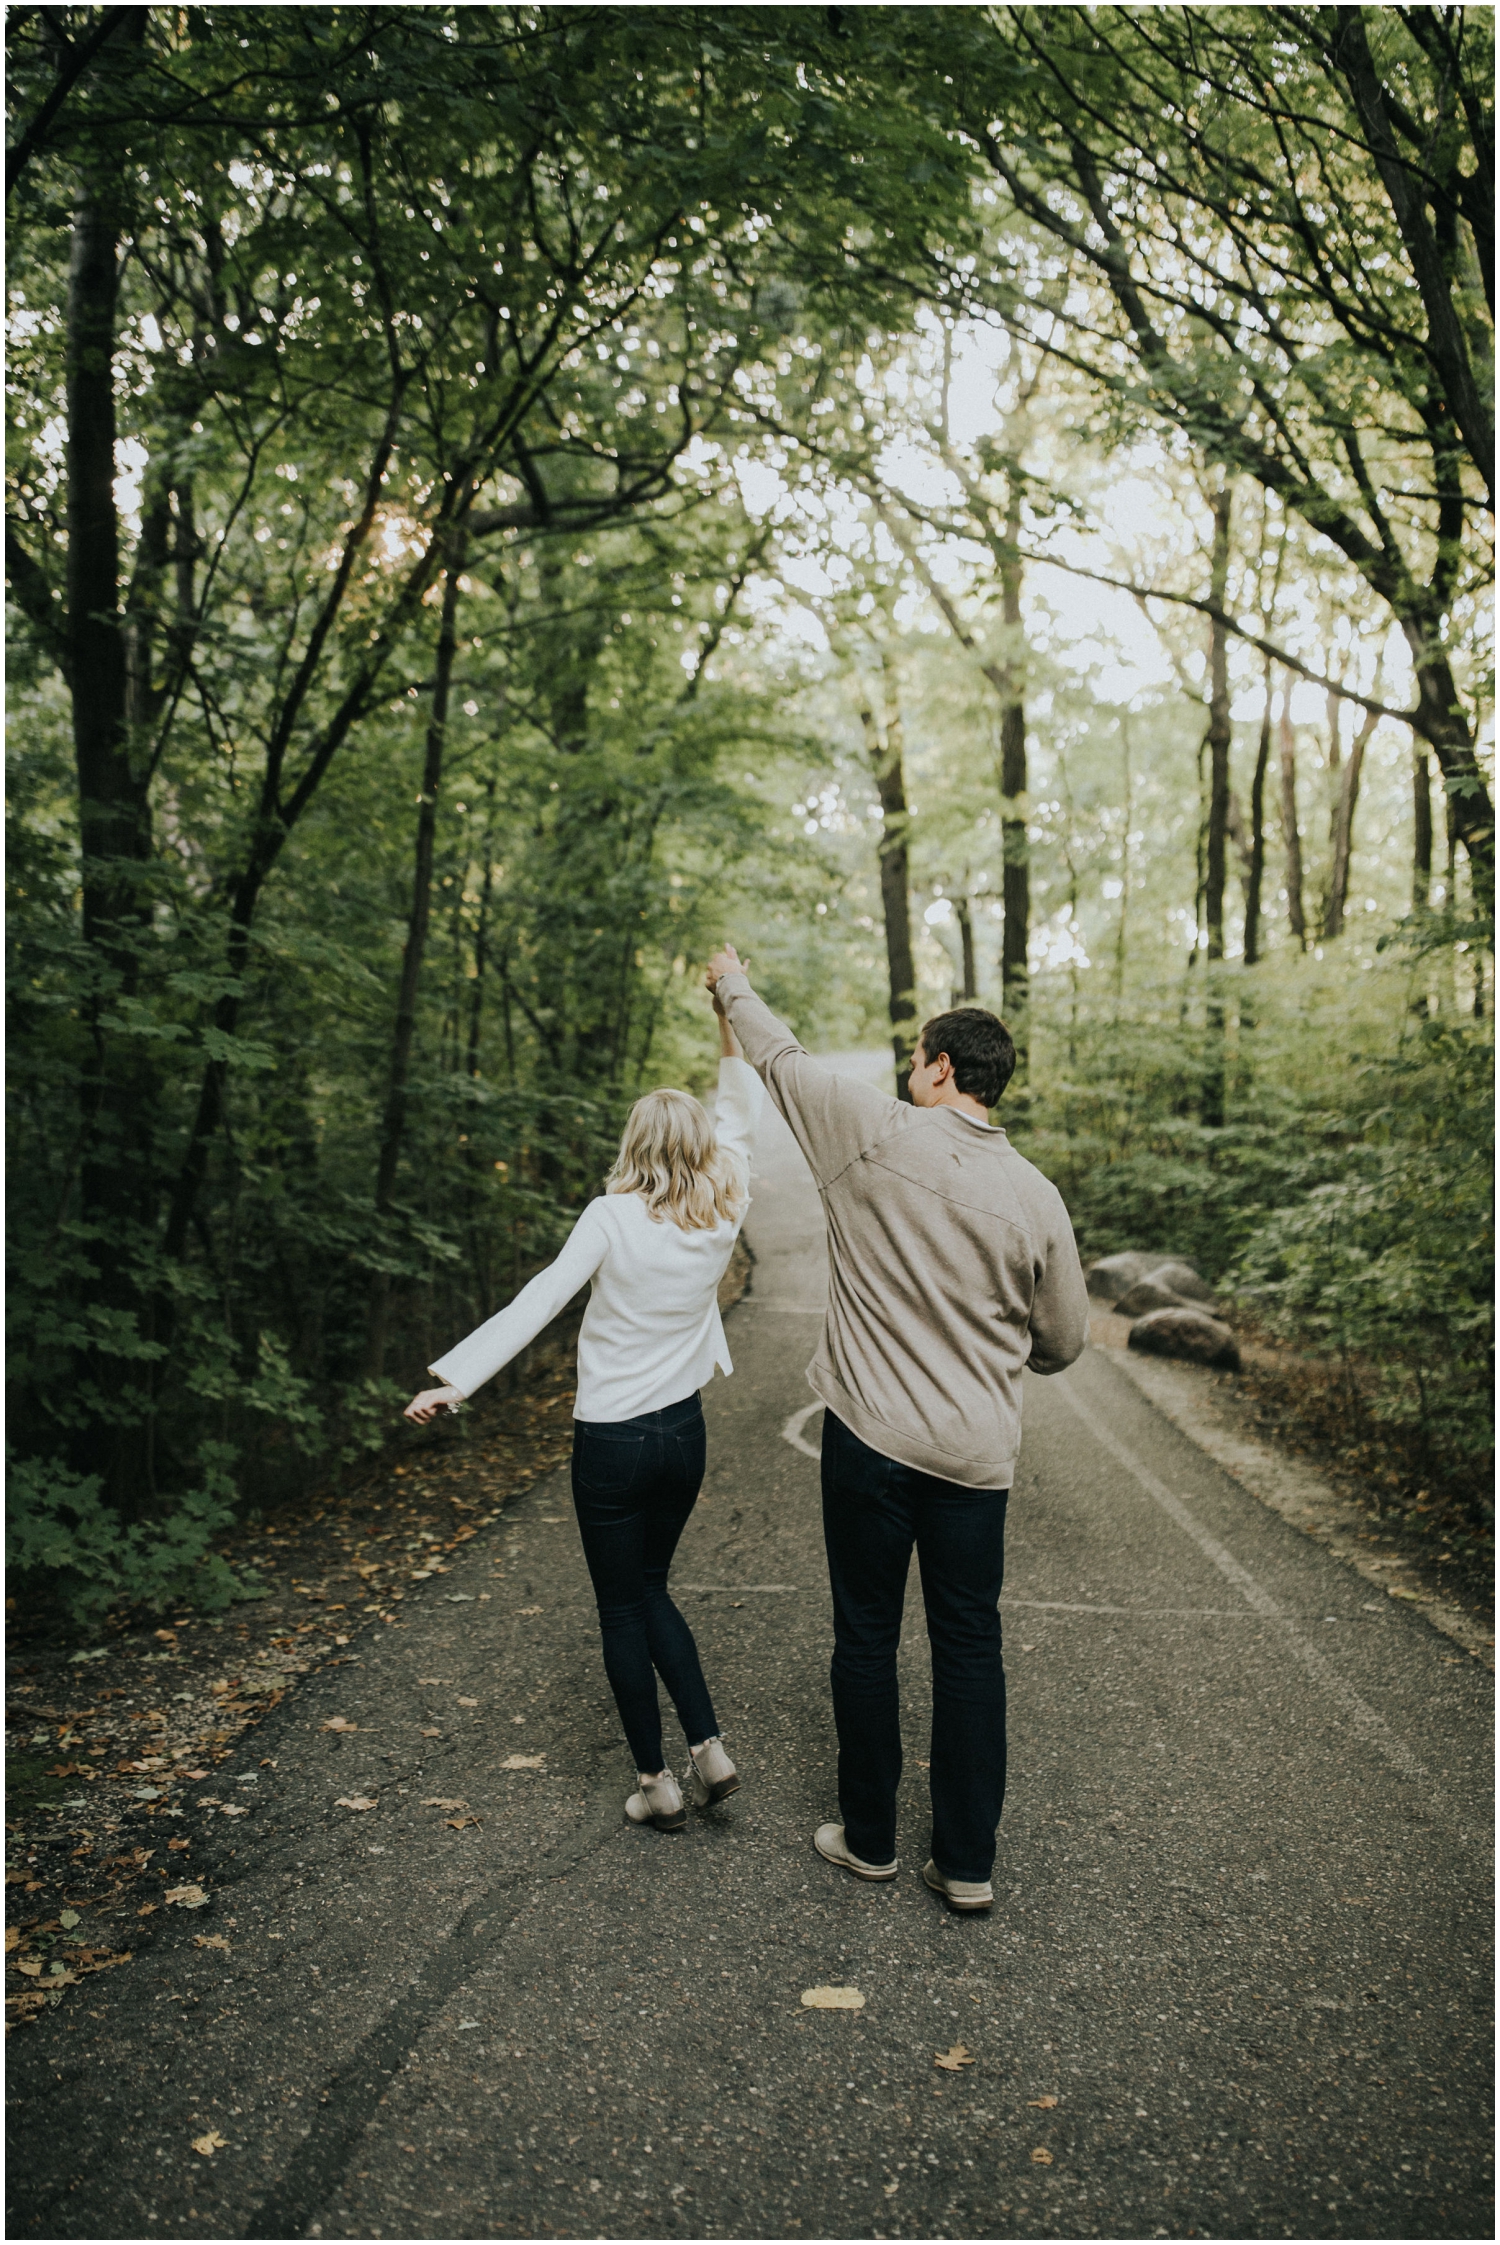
top-left (605, 1088), bottom-right (746, 1231)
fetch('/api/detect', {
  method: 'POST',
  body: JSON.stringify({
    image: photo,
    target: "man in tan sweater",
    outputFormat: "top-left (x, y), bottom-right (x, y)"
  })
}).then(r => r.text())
top-left (706, 945), bottom-right (1088, 1910)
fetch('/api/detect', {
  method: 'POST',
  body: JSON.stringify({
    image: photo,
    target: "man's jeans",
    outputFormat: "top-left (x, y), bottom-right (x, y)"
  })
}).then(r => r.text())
top-left (571, 1391), bottom-right (718, 1774)
top-left (821, 1409), bottom-right (1008, 1882)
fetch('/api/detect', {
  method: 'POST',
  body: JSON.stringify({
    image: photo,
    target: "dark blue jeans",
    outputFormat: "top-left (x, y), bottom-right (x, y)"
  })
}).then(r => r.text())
top-left (821, 1409), bottom-right (1009, 1883)
top-left (570, 1391), bottom-right (718, 1775)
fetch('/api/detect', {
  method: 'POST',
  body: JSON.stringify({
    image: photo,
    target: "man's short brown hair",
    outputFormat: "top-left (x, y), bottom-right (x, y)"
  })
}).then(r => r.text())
top-left (917, 1007), bottom-right (1016, 1109)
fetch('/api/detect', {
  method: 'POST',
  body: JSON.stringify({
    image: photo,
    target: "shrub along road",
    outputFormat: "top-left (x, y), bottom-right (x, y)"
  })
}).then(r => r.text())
top-left (6, 1066), bottom-right (1492, 2241)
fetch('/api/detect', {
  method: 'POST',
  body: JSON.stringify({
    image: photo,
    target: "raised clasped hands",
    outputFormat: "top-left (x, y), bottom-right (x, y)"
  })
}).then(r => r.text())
top-left (704, 942), bottom-right (745, 994)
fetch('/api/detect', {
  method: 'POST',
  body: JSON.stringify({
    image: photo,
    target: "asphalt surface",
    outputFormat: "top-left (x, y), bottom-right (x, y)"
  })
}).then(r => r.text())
top-left (7, 1060), bottom-right (1493, 2242)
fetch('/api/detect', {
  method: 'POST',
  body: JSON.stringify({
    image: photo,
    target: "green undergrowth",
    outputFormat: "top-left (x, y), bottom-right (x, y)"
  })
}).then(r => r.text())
top-left (1014, 938), bottom-right (1494, 1545)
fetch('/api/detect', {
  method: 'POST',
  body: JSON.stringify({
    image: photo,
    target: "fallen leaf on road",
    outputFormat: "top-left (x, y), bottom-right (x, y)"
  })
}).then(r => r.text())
top-left (800, 1986), bottom-right (865, 2011)
top-left (137, 1904), bottom-right (157, 1917)
top-left (1031, 2147), bottom-right (1054, 2165)
top-left (5, 1929), bottom-right (20, 1953)
top-left (1027, 2095), bottom-right (1058, 2108)
top-left (194, 1934), bottom-right (231, 1952)
top-left (192, 2131), bottom-right (227, 2157)
top-left (457, 1696), bottom-right (478, 1706)
top-left (419, 1726), bottom-right (442, 1738)
top-left (516, 1606), bottom-right (542, 1616)
top-left (335, 1796), bottom-right (378, 1812)
top-left (220, 1805), bottom-right (250, 1818)
top-left (165, 1885), bottom-right (209, 1909)
top-left (182, 1769), bottom-right (209, 1780)
top-left (934, 2044), bottom-right (974, 2071)
top-left (167, 1838), bottom-right (190, 1852)
top-left (16, 1959), bottom-right (42, 1977)
top-left (500, 1755), bottom-right (544, 1771)
top-left (444, 1816), bottom-right (481, 1831)
top-left (321, 1718), bottom-right (358, 1733)
top-left (421, 1798), bottom-right (468, 1811)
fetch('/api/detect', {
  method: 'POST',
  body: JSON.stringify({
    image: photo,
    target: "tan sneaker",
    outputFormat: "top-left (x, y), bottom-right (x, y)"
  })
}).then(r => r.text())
top-left (685, 1736), bottom-right (740, 1808)
top-left (625, 1771), bottom-right (686, 1831)
top-left (813, 1821), bottom-right (897, 1881)
top-left (922, 1858), bottom-right (993, 1911)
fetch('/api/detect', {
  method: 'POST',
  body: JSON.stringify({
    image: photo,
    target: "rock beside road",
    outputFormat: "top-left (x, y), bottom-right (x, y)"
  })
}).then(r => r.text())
top-left (1143, 1259), bottom-right (1218, 1306)
top-left (1115, 1275), bottom-right (1204, 1317)
top-left (1084, 1250), bottom-right (1177, 1302)
top-left (1090, 1252), bottom-right (1221, 1320)
top-left (1128, 1304), bottom-right (1241, 1371)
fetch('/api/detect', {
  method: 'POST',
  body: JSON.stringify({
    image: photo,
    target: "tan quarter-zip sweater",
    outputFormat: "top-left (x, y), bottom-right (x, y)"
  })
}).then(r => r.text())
top-left (717, 974), bottom-right (1089, 1489)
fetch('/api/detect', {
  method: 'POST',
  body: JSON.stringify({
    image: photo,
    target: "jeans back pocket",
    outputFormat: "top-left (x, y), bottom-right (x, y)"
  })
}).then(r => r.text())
top-left (572, 1430), bottom-right (648, 1498)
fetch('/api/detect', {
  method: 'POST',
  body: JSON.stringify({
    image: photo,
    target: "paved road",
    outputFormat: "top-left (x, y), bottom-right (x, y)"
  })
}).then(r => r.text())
top-left (8, 1061), bottom-right (1493, 2241)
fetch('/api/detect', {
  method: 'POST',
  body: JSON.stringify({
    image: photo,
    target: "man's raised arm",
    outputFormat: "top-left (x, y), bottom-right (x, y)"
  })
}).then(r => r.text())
top-left (706, 946), bottom-right (895, 1191)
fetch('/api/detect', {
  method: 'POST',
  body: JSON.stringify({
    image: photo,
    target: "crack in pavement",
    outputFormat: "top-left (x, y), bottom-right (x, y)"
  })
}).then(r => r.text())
top-left (247, 1751), bottom-right (625, 2240)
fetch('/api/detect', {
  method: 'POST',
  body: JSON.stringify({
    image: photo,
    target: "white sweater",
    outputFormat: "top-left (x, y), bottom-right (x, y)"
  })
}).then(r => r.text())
top-left (428, 1057), bottom-right (765, 1424)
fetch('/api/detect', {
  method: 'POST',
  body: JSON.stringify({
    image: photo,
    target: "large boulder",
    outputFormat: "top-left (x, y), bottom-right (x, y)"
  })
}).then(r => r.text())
top-left (1127, 1306), bottom-right (1241, 1372)
top-left (1085, 1251), bottom-right (1167, 1304)
top-left (1115, 1274), bottom-right (1206, 1318)
top-left (1144, 1259), bottom-right (1218, 1307)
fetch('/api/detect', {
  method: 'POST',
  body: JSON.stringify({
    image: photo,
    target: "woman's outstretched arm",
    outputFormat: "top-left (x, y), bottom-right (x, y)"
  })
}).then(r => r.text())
top-left (403, 1200), bottom-right (610, 1423)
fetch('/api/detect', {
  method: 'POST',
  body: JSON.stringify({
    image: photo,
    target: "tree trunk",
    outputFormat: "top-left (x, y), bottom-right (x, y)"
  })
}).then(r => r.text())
top-left (1278, 687), bottom-right (1306, 948)
top-left (1401, 627), bottom-right (1494, 898)
top-left (466, 778), bottom-right (498, 1081)
top-left (1203, 488), bottom-right (1232, 962)
top-left (366, 558), bottom-right (464, 1378)
top-left (998, 517), bottom-right (1029, 1051)
top-left (1189, 729), bottom-right (1207, 970)
top-left (1324, 703), bottom-right (1377, 938)
top-left (1114, 714), bottom-right (1133, 998)
top-left (1242, 664), bottom-right (1273, 965)
top-left (68, 193), bottom-right (149, 957)
top-left (858, 661), bottom-right (918, 1096)
top-left (1199, 490), bottom-right (1232, 1125)
top-left (955, 894), bottom-right (977, 1000)
top-left (66, 186), bottom-right (165, 1515)
top-left (1412, 747), bottom-right (1434, 910)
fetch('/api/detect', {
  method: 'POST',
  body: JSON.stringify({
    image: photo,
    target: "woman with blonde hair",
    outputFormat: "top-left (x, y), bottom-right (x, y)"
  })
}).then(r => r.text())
top-left (405, 992), bottom-right (763, 1832)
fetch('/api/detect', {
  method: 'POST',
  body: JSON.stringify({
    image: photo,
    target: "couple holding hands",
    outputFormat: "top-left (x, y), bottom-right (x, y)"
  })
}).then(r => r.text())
top-left (405, 948), bottom-right (1087, 1910)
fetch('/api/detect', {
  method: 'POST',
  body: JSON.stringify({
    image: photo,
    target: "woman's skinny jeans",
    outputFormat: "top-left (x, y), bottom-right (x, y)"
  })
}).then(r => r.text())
top-left (570, 1390), bottom-right (718, 1774)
